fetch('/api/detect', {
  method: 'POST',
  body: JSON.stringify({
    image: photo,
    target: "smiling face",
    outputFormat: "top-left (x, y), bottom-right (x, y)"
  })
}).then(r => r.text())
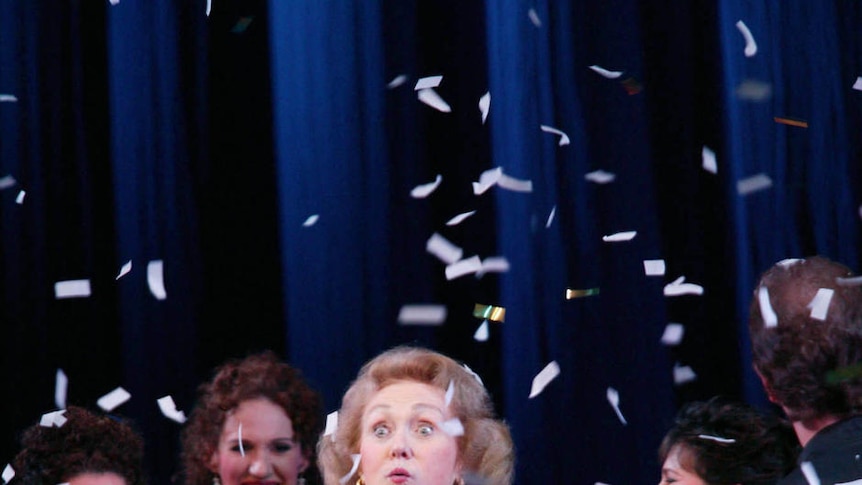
top-left (358, 380), bottom-right (460, 485)
top-left (210, 397), bottom-right (309, 485)
top-left (659, 446), bottom-right (706, 485)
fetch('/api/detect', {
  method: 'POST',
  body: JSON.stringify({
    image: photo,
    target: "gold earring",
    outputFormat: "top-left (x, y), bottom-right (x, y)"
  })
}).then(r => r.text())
top-left (356, 475), bottom-right (365, 485)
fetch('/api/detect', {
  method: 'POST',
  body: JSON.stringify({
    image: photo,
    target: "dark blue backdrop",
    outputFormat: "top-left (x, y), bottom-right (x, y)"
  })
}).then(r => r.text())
top-left (1, 1), bottom-right (861, 484)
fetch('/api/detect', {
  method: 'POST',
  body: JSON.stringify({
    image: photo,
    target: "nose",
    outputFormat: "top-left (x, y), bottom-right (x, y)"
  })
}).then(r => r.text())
top-left (389, 431), bottom-right (414, 459)
top-left (248, 452), bottom-right (273, 478)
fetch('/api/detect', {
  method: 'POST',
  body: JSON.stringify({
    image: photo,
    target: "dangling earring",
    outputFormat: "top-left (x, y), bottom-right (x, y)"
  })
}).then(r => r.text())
top-left (356, 475), bottom-right (365, 485)
top-left (298, 475), bottom-right (307, 485)
top-left (212, 476), bottom-right (221, 485)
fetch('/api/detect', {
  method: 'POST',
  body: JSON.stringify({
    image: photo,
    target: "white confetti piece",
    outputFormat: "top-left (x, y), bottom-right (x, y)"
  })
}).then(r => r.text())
top-left (588, 65), bottom-right (623, 79)
top-left (529, 361), bottom-right (560, 398)
top-left (735, 20), bottom-right (757, 57)
top-left (157, 395), bottom-right (187, 424)
top-left (302, 214), bottom-right (319, 227)
top-left (602, 231), bottom-right (637, 242)
top-left (606, 387), bottom-right (627, 425)
top-left (472, 167), bottom-right (503, 195)
top-left (0, 94), bottom-right (18, 102)
top-left (808, 288), bottom-right (834, 321)
top-left (545, 206), bottom-right (556, 228)
top-left (644, 259), bottom-right (666, 276)
top-left (834, 480), bottom-right (862, 485)
top-left (2, 464), bottom-right (14, 484)
top-left (445, 256), bottom-right (482, 280)
top-left (735, 79), bottom-right (772, 101)
top-left (441, 418), bottom-right (464, 436)
top-left (800, 462), bottom-right (820, 485)
top-left (478, 256), bottom-right (510, 275)
top-left (540, 124), bottom-right (570, 146)
top-left (15, 190), bottom-right (25, 204)
top-left (109, 0), bottom-right (119, 5)
top-left (584, 170), bottom-right (616, 184)
top-left (410, 174), bottom-right (442, 198)
top-left (660, 323), bottom-right (684, 346)
top-left (698, 434), bottom-right (735, 443)
top-left (339, 454), bottom-right (361, 485)
top-left (479, 91), bottom-right (490, 124)
top-left (387, 74), bottom-right (408, 89)
top-left (758, 286), bottom-right (778, 328)
top-left (446, 210), bottom-right (476, 226)
top-left (664, 276), bottom-right (704, 296)
top-left (528, 8), bottom-right (541, 27)
top-left (854, 77), bottom-right (862, 92)
top-left (147, 260), bottom-right (167, 300)
top-left (238, 423), bottom-right (244, 456)
top-left (777, 258), bottom-right (803, 268)
top-left (444, 380), bottom-right (454, 407)
top-left (39, 410), bottom-right (67, 428)
top-left (497, 173), bottom-right (533, 192)
top-left (115, 260), bottom-right (132, 280)
top-left (426, 233), bottom-right (463, 265)
top-left (837, 276), bottom-right (862, 286)
top-left (414, 75), bottom-right (443, 90)
top-left (324, 411), bottom-right (338, 437)
top-left (97, 387), bottom-right (131, 412)
top-left (205, 0), bottom-right (211, 16)
top-left (463, 364), bottom-right (484, 386)
top-left (55, 369), bottom-right (68, 409)
top-left (736, 173), bottom-right (772, 195)
top-left (417, 88), bottom-right (451, 113)
top-left (397, 305), bottom-right (447, 326)
top-left (0, 175), bottom-right (15, 190)
top-left (702, 146), bottom-right (717, 174)
top-left (473, 320), bottom-right (489, 341)
top-left (673, 363), bottom-right (697, 385)
top-left (54, 279), bottom-right (91, 299)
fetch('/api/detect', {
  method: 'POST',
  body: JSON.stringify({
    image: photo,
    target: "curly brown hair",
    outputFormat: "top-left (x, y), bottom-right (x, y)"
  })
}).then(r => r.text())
top-left (748, 256), bottom-right (862, 421)
top-left (12, 406), bottom-right (145, 485)
top-left (318, 346), bottom-right (514, 485)
top-left (658, 398), bottom-right (799, 485)
top-left (180, 351), bottom-right (323, 485)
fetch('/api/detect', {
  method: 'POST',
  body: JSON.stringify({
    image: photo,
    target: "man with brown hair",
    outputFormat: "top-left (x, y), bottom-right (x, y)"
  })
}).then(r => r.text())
top-left (749, 256), bottom-right (862, 485)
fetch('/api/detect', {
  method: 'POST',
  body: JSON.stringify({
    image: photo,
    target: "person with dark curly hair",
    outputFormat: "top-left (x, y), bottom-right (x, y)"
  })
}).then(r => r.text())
top-left (318, 346), bottom-right (514, 485)
top-left (181, 351), bottom-right (323, 485)
top-left (658, 398), bottom-right (798, 485)
top-left (12, 405), bottom-right (145, 485)
top-left (749, 256), bottom-right (862, 485)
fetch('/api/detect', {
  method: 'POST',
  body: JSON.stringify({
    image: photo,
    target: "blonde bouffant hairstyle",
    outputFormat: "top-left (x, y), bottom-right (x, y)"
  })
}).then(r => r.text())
top-left (318, 346), bottom-right (514, 485)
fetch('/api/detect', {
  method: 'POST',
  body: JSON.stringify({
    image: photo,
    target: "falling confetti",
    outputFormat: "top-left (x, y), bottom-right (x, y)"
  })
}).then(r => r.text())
top-left (302, 214), bottom-right (319, 227)
top-left (0, 175), bottom-right (16, 189)
top-left (55, 369), bottom-right (68, 409)
top-left (473, 303), bottom-right (505, 322)
top-left (854, 77), bottom-right (862, 91)
top-left (606, 387), bottom-right (627, 425)
top-left (324, 411), bottom-right (338, 437)
top-left (231, 17), bottom-right (254, 34)
top-left (673, 363), bottom-right (697, 385)
top-left (206, 0), bottom-right (211, 16)
top-left (529, 361), bottom-right (560, 398)
top-left (660, 323), bottom-right (684, 345)
top-left (664, 276), bottom-right (704, 296)
top-left (15, 190), bottom-right (24, 204)
top-left (157, 396), bottom-right (187, 424)
top-left (39, 410), bottom-right (67, 428)
top-left (528, 8), bottom-right (542, 27)
top-left (0, 94), bottom-right (18, 102)
top-left (414, 75), bottom-right (443, 90)
top-left (735, 20), bottom-right (757, 57)
top-left (115, 260), bottom-right (132, 280)
top-left (774, 117), bottom-right (808, 128)
top-left (497, 173), bottom-right (533, 192)
top-left (736, 79), bottom-right (772, 101)
top-left (837, 276), bottom-right (862, 286)
top-left (644, 259), bottom-right (666, 276)
top-left (54, 279), bottom-right (91, 299)
top-left (417, 89), bottom-right (451, 112)
top-left (588, 65), bottom-right (623, 79)
top-left (565, 288), bottom-right (599, 299)
top-left (387, 75), bottom-right (408, 89)
top-left (698, 434), bottom-right (735, 443)
top-left (808, 288), bottom-right (834, 321)
top-left (540, 124), bottom-right (570, 146)
top-left (584, 170), bottom-right (616, 184)
top-left (445, 380), bottom-right (454, 406)
top-left (758, 286), bottom-right (778, 327)
top-left (397, 305), bottom-right (447, 326)
top-left (545, 206), bottom-right (556, 228)
top-left (736, 174), bottom-right (773, 195)
top-left (2, 464), bottom-right (14, 484)
top-left (445, 256), bottom-right (482, 280)
top-left (426, 233), bottom-right (463, 265)
top-left (97, 387), bottom-right (131, 412)
top-left (473, 167), bottom-right (503, 195)
top-left (339, 454), bottom-right (361, 485)
top-left (147, 260), bottom-right (167, 300)
top-left (446, 210), bottom-right (476, 226)
top-left (800, 462), bottom-right (820, 485)
top-left (702, 146), bottom-right (717, 174)
top-left (473, 320), bottom-right (489, 341)
top-left (602, 231), bottom-right (637, 242)
top-left (410, 174), bottom-right (443, 198)
top-left (479, 91), bottom-right (490, 124)
top-left (441, 418), bottom-right (464, 436)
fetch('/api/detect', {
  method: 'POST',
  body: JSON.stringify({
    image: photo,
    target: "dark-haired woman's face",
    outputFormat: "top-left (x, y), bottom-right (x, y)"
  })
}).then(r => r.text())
top-left (210, 398), bottom-right (309, 485)
top-left (68, 472), bottom-right (126, 485)
top-left (659, 446), bottom-right (706, 485)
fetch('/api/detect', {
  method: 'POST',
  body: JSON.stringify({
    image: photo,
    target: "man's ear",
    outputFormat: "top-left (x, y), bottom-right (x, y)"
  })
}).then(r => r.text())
top-left (753, 365), bottom-right (779, 404)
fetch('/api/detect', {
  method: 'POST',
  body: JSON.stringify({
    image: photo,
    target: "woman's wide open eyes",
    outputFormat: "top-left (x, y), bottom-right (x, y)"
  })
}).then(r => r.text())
top-left (416, 422), bottom-right (434, 436)
top-left (372, 424), bottom-right (390, 438)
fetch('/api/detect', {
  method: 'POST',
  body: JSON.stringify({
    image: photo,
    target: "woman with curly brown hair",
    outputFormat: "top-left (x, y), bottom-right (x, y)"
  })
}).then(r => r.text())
top-left (181, 351), bottom-right (323, 485)
top-left (12, 405), bottom-right (145, 485)
top-left (318, 346), bottom-right (513, 485)
top-left (658, 398), bottom-right (799, 485)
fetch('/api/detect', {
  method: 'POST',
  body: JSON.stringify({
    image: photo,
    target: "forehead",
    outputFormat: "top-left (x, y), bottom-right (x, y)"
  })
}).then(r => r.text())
top-left (68, 472), bottom-right (127, 485)
top-left (221, 397), bottom-right (295, 435)
top-left (364, 380), bottom-right (446, 412)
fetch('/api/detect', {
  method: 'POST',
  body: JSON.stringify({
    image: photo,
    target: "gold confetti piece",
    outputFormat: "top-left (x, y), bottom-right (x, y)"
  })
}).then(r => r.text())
top-left (566, 288), bottom-right (599, 299)
top-left (231, 16), bottom-right (254, 34)
top-left (473, 303), bottom-right (505, 322)
top-left (774, 116), bottom-right (808, 128)
top-left (620, 77), bottom-right (642, 95)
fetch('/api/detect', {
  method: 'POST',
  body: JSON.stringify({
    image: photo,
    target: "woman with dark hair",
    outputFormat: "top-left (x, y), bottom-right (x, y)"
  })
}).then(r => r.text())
top-left (181, 351), bottom-right (323, 485)
top-left (658, 398), bottom-right (799, 485)
top-left (12, 405), bottom-right (145, 485)
top-left (318, 346), bottom-right (513, 485)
